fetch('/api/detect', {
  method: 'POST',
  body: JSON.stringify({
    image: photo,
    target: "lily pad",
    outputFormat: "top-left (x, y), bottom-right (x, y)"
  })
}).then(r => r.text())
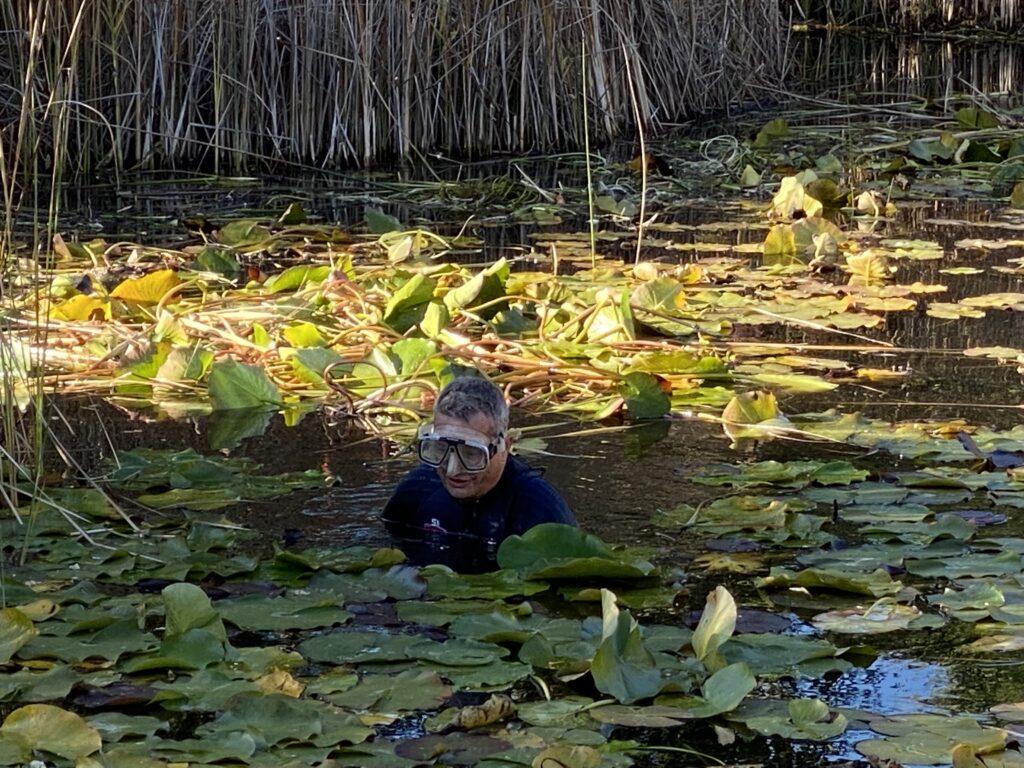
top-left (496, 524), bottom-right (656, 580)
top-left (0, 704), bottom-right (101, 760)
top-left (208, 358), bottom-right (283, 410)
top-left (0, 608), bottom-right (37, 663)
top-left (744, 698), bottom-right (848, 740)
top-left (811, 598), bottom-right (921, 634)
top-left (856, 715), bottom-right (1007, 765)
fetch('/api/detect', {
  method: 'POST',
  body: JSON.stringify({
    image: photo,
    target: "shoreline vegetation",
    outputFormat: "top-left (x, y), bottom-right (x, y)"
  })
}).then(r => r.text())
top-left (0, 0), bottom-right (790, 175)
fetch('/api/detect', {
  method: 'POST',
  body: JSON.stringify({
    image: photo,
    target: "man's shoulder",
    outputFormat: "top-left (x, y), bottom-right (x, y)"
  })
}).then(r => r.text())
top-left (505, 457), bottom-right (555, 489)
top-left (383, 464), bottom-right (443, 520)
top-left (503, 457), bottom-right (577, 527)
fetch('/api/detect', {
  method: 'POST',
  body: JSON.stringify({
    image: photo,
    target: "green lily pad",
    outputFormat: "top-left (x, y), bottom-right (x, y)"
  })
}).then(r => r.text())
top-left (324, 669), bottom-right (451, 713)
top-left (496, 524), bottom-right (656, 580)
top-left (85, 713), bottom-right (166, 742)
top-left (196, 692), bottom-right (371, 749)
top-left (0, 608), bottom-right (37, 663)
top-left (0, 704), bottom-right (101, 760)
top-left (722, 634), bottom-right (850, 678)
top-left (619, 372), bottom-right (670, 419)
top-left (123, 731), bottom-right (259, 763)
top-left (217, 593), bottom-right (352, 631)
top-left (395, 733), bottom-right (512, 765)
top-left (856, 715), bottom-right (1007, 765)
top-left (588, 703), bottom-right (694, 727)
top-left (744, 698), bottom-right (848, 740)
top-left (298, 630), bottom-right (422, 665)
top-left (654, 662), bottom-right (756, 717)
top-left (757, 567), bottom-right (901, 597)
top-left (407, 637), bottom-right (507, 667)
top-left (151, 669), bottom-right (263, 712)
top-left (906, 551), bottom-right (1022, 578)
top-left (208, 358), bottom-right (283, 409)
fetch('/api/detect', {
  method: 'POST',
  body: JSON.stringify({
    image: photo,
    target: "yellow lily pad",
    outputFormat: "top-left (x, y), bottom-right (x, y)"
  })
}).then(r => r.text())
top-left (110, 269), bottom-right (181, 305)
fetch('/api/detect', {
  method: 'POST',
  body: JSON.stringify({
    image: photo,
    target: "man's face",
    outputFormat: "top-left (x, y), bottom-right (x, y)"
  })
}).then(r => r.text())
top-left (431, 411), bottom-right (509, 500)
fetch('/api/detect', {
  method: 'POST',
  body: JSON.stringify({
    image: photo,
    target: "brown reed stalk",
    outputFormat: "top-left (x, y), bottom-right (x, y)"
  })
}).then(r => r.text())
top-left (1, 0), bottom-right (790, 174)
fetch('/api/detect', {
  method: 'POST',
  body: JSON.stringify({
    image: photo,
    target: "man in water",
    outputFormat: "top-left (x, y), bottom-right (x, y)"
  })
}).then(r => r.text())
top-left (382, 376), bottom-right (576, 571)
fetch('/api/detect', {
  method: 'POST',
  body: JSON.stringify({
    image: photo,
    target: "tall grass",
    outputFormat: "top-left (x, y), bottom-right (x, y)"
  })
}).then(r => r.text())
top-left (1, 0), bottom-right (89, 541)
top-left (1, 0), bottom-right (789, 175)
top-left (793, 0), bottom-right (1020, 30)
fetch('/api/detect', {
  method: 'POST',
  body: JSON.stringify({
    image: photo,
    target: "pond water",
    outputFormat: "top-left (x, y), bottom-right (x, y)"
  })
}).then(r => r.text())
top-left (17, 31), bottom-right (1024, 768)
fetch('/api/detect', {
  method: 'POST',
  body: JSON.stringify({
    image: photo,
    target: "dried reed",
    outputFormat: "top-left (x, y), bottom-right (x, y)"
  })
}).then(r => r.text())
top-left (1, 0), bottom-right (789, 174)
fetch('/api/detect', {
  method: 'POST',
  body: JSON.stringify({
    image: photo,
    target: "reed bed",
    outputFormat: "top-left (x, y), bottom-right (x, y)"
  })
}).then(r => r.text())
top-left (0, 0), bottom-right (789, 174)
top-left (795, 0), bottom-right (1021, 30)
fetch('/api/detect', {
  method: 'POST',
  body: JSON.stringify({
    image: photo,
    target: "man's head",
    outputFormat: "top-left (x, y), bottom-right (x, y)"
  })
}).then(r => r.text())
top-left (418, 377), bottom-right (510, 500)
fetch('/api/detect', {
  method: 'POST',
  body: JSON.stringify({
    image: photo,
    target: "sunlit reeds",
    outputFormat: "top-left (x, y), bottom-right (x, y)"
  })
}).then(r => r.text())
top-left (1, 0), bottom-right (789, 175)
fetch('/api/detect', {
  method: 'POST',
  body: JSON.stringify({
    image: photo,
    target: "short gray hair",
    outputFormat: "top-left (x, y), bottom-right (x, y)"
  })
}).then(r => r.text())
top-left (434, 376), bottom-right (509, 434)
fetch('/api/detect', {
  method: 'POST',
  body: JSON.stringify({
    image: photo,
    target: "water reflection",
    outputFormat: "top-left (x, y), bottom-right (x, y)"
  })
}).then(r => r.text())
top-left (794, 34), bottom-right (1024, 105)
top-left (800, 656), bottom-right (951, 715)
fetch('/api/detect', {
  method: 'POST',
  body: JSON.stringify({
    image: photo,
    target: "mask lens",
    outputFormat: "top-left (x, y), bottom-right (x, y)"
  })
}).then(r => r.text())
top-left (418, 437), bottom-right (451, 467)
top-left (454, 442), bottom-right (489, 471)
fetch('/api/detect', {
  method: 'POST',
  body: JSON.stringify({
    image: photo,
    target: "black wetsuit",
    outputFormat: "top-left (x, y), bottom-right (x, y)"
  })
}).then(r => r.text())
top-left (382, 456), bottom-right (577, 572)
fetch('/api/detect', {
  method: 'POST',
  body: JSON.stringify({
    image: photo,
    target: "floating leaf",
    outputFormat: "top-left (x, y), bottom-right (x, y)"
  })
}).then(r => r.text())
top-left (0, 704), bottom-right (101, 760)
top-left (1011, 182), bottom-right (1024, 210)
top-left (619, 372), bottom-right (670, 419)
top-left (282, 322), bottom-right (327, 348)
top-left (53, 294), bottom-right (111, 321)
top-left (395, 733), bottom-right (512, 765)
top-left (655, 662), bottom-right (756, 717)
top-left (845, 252), bottom-right (890, 286)
top-left (444, 259), bottom-right (509, 320)
top-left (163, 583), bottom-right (227, 641)
top-left (217, 219), bottom-right (269, 247)
top-left (588, 704), bottom-right (694, 727)
top-left (757, 567), bottom-right (901, 597)
top-left (740, 165), bottom-right (762, 187)
top-left (496, 524), bottom-right (655, 580)
top-left (744, 698), bottom-right (848, 740)
top-left (110, 269), bottom-right (180, 305)
top-left (955, 107), bottom-right (999, 130)
top-left (208, 358), bottom-right (282, 410)
top-left (753, 118), bottom-right (789, 147)
top-left (364, 206), bottom-right (404, 234)
top-left (277, 202), bottom-right (307, 225)
top-left (811, 598), bottom-right (921, 634)
top-left (0, 608), bottom-right (38, 663)
top-left (721, 391), bottom-right (793, 447)
top-left (383, 273), bottom-right (437, 333)
top-left (264, 265), bottom-right (331, 293)
top-left (771, 176), bottom-right (823, 219)
top-left (856, 715), bottom-right (1007, 765)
